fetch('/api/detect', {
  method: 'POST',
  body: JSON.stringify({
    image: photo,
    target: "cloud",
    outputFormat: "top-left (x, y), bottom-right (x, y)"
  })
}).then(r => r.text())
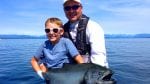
top-left (0, 0), bottom-right (150, 35)
top-left (89, 0), bottom-right (150, 34)
top-left (0, 0), bottom-right (65, 35)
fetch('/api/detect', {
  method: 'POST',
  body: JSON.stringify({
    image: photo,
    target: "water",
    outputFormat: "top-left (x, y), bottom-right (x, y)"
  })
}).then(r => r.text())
top-left (106, 38), bottom-right (150, 84)
top-left (0, 38), bottom-right (150, 84)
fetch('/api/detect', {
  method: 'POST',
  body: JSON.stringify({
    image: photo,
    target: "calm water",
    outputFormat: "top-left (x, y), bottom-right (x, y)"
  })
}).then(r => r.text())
top-left (0, 38), bottom-right (150, 84)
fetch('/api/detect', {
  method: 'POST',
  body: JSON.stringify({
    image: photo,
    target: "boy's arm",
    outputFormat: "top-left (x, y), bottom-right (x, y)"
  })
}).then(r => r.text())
top-left (30, 57), bottom-right (45, 79)
top-left (31, 57), bottom-right (41, 72)
top-left (74, 54), bottom-right (84, 63)
top-left (31, 57), bottom-right (47, 72)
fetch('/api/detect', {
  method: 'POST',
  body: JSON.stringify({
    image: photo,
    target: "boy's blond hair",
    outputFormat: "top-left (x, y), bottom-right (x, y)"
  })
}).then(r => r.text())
top-left (45, 17), bottom-right (63, 28)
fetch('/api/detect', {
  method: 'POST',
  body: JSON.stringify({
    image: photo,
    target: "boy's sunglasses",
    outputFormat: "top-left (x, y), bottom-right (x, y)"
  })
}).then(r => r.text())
top-left (45, 28), bottom-right (60, 33)
top-left (64, 5), bottom-right (80, 11)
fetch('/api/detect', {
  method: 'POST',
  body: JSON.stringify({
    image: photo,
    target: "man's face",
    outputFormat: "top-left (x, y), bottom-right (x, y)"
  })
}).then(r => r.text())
top-left (63, 1), bottom-right (82, 23)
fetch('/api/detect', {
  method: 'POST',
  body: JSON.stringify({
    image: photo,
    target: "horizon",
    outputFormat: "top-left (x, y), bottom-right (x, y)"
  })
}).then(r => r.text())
top-left (0, 33), bottom-right (150, 36)
top-left (0, 0), bottom-right (150, 35)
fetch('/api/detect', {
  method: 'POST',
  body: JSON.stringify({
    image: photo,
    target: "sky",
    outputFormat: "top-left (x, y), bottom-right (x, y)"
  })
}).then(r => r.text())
top-left (0, 0), bottom-right (150, 35)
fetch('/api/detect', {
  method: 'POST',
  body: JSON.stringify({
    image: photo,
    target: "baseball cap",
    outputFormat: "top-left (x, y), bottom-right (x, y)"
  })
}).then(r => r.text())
top-left (63, 0), bottom-right (81, 4)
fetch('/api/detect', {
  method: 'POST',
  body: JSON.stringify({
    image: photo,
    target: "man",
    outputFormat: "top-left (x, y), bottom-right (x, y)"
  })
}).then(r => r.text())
top-left (63, 0), bottom-right (109, 68)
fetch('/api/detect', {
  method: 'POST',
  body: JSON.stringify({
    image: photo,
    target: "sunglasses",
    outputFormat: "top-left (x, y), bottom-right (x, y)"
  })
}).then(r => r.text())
top-left (64, 5), bottom-right (80, 11)
top-left (45, 28), bottom-right (61, 33)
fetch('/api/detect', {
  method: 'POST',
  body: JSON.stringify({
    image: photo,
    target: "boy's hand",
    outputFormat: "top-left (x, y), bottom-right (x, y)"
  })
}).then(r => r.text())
top-left (40, 63), bottom-right (47, 72)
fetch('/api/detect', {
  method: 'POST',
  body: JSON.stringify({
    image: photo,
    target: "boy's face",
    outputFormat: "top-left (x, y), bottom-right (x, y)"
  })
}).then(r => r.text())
top-left (45, 23), bottom-right (63, 44)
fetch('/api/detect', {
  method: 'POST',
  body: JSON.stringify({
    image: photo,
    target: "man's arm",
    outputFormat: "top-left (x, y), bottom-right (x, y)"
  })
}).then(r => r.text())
top-left (87, 20), bottom-right (109, 68)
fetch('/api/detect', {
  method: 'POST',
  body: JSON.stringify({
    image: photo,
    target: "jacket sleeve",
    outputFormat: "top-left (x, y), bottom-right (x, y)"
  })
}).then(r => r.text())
top-left (86, 20), bottom-right (109, 68)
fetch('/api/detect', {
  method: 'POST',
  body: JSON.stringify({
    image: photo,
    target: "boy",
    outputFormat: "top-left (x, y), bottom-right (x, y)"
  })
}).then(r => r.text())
top-left (31, 17), bottom-right (83, 80)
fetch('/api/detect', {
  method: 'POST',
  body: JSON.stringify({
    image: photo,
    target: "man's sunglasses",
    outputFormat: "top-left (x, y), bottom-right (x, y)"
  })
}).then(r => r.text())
top-left (45, 28), bottom-right (61, 33)
top-left (64, 5), bottom-right (80, 11)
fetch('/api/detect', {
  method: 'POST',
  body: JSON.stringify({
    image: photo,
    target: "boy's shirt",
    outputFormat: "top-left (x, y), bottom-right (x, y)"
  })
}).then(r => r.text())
top-left (34, 37), bottom-right (79, 68)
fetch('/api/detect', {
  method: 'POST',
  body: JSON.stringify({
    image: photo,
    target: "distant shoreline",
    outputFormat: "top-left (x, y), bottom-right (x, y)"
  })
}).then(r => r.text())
top-left (0, 34), bottom-right (150, 39)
